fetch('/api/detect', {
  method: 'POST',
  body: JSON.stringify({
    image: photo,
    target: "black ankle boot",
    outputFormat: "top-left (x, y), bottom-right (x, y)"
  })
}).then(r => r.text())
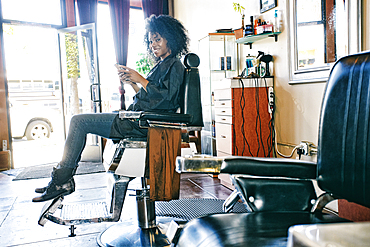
top-left (34, 167), bottom-right (76, 193)
top-left (33, 167), bottom-right (76, 202)
top-left (34, 186), bottom-right (47, 193)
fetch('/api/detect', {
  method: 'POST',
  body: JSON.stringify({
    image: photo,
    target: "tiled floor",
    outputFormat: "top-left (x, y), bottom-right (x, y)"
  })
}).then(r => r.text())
top-left (0, 169), bottom-right (232, 246)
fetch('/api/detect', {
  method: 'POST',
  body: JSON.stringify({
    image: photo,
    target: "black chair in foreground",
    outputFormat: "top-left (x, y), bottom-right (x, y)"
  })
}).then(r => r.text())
top-left (175, 51), bottom-right (370, 246)
top-left (37, 53), bottom-right (203, 246)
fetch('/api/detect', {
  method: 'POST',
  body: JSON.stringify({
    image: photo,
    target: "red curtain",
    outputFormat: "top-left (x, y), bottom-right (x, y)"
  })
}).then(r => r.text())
top-left (108, 0), bottom-right (130, 109)
top-left (141, 0), bottom-right (167, 18)
top-left (76, 0), bottom-right (98, 25)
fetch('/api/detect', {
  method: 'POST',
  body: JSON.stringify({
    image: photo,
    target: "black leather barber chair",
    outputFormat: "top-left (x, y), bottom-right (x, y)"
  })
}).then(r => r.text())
top-left (175, 51), bottom-right (370, 246)
top-left (37, 53), bottom-right (203, 246)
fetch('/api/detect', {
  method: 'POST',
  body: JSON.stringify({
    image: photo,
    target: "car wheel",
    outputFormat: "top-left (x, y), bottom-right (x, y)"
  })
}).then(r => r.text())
top-left (25, 120), bottom-right (51, 140)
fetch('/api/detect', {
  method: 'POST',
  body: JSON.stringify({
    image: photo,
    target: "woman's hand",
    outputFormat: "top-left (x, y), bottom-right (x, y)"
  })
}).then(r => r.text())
top-left (116, 64), bottom-right (149, 90)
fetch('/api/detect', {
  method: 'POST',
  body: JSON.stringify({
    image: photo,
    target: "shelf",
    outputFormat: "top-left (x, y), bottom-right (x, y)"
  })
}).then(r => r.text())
top-left (208, 32), bottom-right (235, 36)
top-left (236, 32), bottom-right (281, 48)
top-left (211, 70), bottom-right (236, 72)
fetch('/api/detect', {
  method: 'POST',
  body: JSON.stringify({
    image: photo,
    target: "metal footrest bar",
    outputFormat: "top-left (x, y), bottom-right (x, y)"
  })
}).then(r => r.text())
top-left (38, 174), bottom-right (131, 227)
top-left (38, 196), bottom-right (64, 226)
top-left (223, 189), bottom-right (242, 213)
top-left (44, 201), bottom-right (117, 226)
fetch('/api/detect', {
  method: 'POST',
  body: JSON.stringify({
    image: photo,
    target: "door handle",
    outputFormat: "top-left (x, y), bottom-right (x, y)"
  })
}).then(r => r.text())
top-left (90, 84), bottom-right (100, 102)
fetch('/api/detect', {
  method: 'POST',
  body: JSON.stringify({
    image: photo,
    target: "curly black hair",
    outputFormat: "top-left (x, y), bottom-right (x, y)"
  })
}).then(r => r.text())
top-left (144, 15), bottom-right (190, 62)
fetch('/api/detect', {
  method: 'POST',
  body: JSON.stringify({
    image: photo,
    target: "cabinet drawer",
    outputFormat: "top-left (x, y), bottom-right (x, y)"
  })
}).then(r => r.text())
top-left (214, 88), bottom-right (231, 100)
top-left (214, 100), bottom-right (232, 108)
top-left (215, 107), bottom-right (232, 116)
top-left (216, 122), bottom-right (232, 154)
top-left (215, 115), bottom-right (232, 124)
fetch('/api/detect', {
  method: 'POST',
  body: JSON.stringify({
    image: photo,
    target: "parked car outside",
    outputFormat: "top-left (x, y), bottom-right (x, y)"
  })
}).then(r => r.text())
top-left (9, 101), bottom-right (62, 140)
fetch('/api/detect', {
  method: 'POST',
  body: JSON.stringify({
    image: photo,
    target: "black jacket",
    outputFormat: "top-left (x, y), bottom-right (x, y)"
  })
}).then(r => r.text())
top-left (127, 56), bottom-right (185, 112)
top-left (110, 56), bottom-right (185, 139)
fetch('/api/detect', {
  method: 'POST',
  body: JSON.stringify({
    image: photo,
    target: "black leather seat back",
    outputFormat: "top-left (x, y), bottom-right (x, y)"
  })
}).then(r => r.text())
top-left (318, 51), bottom-right (370, 208)
top-left (233, 175), bottom-right (317, 212)
top-left (181, 53), bottom-right (204, 127)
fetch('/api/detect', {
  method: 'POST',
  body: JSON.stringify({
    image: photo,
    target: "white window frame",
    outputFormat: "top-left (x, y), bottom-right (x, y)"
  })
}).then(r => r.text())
top-left (288, 0), bottom-right (361, 84)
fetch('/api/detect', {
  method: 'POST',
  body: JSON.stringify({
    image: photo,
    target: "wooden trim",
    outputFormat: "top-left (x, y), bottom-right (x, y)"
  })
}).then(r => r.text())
top-left (65, 0), bottom-right (76, 27)
top-left (130, 0), bottom-right (142, 8)
top-left (0, 151), bottom-right (11, 171)
top-left (325, 0), bottom-right (336, 63)
top-left (99, 0), bottom-right (142, 8)
top-left (0, 28), bottom-right (11, 166)
top-left (168, 0), bottom-right (174, 16)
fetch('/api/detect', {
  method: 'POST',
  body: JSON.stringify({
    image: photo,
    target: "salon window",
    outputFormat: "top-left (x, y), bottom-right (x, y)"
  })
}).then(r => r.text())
top-left (97, 3), bottom-right (146, 112)
top-left (289, 0), bottom-right (361, 84)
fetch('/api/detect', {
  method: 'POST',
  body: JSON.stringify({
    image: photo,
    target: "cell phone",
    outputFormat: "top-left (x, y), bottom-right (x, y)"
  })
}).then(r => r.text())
top-left (115, 64), bottom-right (126, 71)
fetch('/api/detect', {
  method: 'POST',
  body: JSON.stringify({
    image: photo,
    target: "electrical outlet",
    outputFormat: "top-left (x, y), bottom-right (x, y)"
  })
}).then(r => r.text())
top-left (2, 140), bottom-right (7, 151)
top-left (268, 87), bottom-right (274, 114)
top-left (299, 141), bottom-right (317, 156)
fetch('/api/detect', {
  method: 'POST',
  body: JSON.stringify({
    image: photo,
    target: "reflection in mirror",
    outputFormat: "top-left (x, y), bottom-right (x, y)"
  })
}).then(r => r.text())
top-left (296, 0), bottom-right (347, 69)
top-left (289, 0), bottom-right (360, 83)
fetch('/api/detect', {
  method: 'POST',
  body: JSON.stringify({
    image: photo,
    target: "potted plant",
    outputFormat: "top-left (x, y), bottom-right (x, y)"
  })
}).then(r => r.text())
top-left (233, 2), bottom-right (245, 39)
top-left (135, 53), bottom-right (152, 77)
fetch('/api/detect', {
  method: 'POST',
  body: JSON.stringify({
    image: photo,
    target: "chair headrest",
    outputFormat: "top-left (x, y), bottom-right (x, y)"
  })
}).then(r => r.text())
top-left (183, 53), bottom-right (200, 68)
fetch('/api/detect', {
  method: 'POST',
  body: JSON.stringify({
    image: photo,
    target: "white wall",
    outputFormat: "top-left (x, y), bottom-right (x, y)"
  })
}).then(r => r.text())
top-left (174, 0), bottom-right (331, 160)
top-left (174, 0), bottom-right (241, 51)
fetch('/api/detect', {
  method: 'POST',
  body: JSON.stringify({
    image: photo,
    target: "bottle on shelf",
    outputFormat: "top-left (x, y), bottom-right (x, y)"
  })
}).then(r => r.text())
top-left (212, 120), bottom-right (216, 138)
top-left (242, 13), bottom-right (245, 29)
top-left (254, 19), bottom-right (258, 35)
top-left (244, 16), bottom-right (254, 36)
top-left (274, 10), bottom-right (282, 33)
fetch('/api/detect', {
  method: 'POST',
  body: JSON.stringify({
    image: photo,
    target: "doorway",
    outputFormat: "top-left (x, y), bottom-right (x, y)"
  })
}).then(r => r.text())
top-left (4, 23), bottom-right (103, 168)
top-left (3, 24), bottom-right (65, 168)
top-left (3, 3), bottom-right (147, 169)
top-left (58, 23), bottom-right (102, 162)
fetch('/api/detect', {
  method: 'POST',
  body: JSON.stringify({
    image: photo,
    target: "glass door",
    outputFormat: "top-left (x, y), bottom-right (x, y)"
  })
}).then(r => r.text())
top-left (58, 23), bottom-right (102, 162)
top-left (3, 23), bottom-right (65, 168)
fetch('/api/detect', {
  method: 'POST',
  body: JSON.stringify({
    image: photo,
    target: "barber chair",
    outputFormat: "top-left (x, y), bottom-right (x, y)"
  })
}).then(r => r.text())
top-left (175, 51), bottom-right (370, 246)
top-left (37, 53), bottom-right (203, 246)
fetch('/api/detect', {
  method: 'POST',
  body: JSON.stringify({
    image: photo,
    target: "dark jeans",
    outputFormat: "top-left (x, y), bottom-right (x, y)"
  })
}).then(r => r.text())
top-left (58, 113), bottom-right (146, 169)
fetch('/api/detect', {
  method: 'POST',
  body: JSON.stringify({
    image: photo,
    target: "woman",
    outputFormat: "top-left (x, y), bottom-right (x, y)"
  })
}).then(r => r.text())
top-left (33, 15), bottom-right (190, 202)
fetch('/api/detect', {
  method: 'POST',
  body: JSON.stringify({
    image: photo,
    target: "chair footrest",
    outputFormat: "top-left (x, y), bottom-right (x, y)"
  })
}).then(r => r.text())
top-left (60, 202), bottom-right (109, 220)
top-left (40, 201), bottom-right (116, 226)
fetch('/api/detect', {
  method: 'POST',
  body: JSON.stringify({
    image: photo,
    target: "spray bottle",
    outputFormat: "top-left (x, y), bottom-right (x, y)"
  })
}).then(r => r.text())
top-left (274, 10), bottom-right (281, 33)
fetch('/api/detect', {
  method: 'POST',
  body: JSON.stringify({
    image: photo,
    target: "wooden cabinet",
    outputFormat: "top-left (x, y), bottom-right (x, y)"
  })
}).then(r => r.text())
top-left (214, 78), bottom-right (274, 157)
top-left (0, 151), bottom-right (11, 171)
top-left (214, 78), bottom-right (274, 188)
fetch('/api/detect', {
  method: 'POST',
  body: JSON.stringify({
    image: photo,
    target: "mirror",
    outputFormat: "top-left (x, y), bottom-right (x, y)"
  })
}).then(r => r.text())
top-left (289, 0), bottom-right (361, 83)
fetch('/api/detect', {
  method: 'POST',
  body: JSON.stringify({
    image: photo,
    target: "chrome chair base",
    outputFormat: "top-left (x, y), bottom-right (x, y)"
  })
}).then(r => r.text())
top-left (97, 217), bottom-right (176, 247)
